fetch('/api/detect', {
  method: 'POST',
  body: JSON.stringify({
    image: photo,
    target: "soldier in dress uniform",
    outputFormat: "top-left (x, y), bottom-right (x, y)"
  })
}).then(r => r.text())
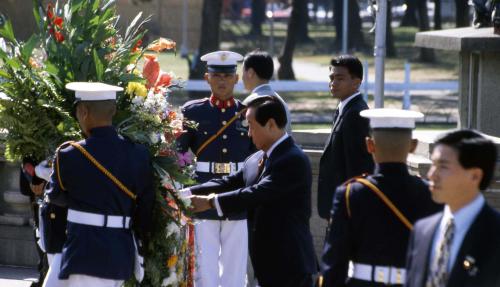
top-left (42, 82), bottom-right (154, 287)
top-left (177, 51), bottom-right (254, 287)
top-left (319, 109), bottom-right (442, 287)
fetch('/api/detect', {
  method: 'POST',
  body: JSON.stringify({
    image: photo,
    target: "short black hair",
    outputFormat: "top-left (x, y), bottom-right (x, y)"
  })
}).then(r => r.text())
top-left (243, 50), bottom-right (274, 80)
top-left (247, 96), bottom-right (287, 129)
top-left (435, 129), bottom-right (497, 190)
top-left (330, 54), bottom-right (363, 80)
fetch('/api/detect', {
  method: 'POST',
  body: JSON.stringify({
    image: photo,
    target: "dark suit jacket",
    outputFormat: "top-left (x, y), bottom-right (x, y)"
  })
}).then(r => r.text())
top-left (405, 203), bottom-right (500, 287)
top-left (317, 94), bottom-right (374, 219)
top-left (190, 136), bottom-right (317, 287)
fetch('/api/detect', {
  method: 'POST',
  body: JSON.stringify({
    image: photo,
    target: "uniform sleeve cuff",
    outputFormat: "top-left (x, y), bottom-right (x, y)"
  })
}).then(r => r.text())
top-left (214, 195), bottom-right (223, 217)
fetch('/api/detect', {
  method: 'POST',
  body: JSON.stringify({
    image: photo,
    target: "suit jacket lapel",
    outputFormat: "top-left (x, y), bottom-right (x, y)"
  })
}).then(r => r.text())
top-left (447, 204), bottom-right (489, 287)
top-left (415, 213), bottom-right (442, 286)
top-left (323, 94), bottom-right (363, 150)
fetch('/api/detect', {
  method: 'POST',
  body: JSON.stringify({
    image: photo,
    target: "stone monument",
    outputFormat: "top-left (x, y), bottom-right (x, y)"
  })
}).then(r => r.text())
top-left (415, 27), bottom-right (500, 137)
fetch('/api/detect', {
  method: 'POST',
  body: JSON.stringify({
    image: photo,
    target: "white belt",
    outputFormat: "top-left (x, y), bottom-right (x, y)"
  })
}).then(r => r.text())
top-left (67, 209), bottom-right (131, 229)
top-left (196, 161), bottom-right (244, 174)
top-left (351, 262), bottom-right (406, 285)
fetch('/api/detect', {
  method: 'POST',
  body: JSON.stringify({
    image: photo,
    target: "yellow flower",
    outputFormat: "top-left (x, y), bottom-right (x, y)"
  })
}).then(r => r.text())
top-left (167, 255), bottom-right (178, 268)
top-left (126, 82), bottom-right (147, 97)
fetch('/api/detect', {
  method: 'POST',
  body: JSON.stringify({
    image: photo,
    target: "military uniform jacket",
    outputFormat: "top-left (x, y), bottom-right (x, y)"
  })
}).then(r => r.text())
top-left (190, 137), bottom-right (317, 286)
top-left (406, 204), bottom-right (500, 287)
top-left (46, 126), bottom-right (154, 280)
top-left (321, 163), bottom-right (441, 287)
top-left (177, 97), bottom-right (254, 220)
top-left (317, 94), bottom-right (374, 219)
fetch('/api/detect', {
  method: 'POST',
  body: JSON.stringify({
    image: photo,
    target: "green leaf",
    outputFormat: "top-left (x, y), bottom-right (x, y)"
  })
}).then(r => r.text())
top-left (0, 20), bottom-right (16, 43)
top-left (20, 35), bottom-right (40, 63)
top-left (93, 49), bottom-right (104, 81)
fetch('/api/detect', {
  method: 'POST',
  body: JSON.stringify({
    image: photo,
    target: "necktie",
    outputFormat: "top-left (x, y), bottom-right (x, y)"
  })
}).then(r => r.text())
top-left (332, 108), bottom-right (340, 126)
top-left (426, 217), bottom-right (455, 287)
top-left (257, 153), bottom-right (268, 176)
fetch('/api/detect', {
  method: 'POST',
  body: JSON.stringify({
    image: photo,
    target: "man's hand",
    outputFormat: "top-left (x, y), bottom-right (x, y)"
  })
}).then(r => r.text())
top-left (189, 194), bottom-right (215, 213)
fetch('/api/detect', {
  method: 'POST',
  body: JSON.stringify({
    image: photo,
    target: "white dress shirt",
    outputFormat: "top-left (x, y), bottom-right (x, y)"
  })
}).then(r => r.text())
top-left (337, 92), bottom-right (361, 117)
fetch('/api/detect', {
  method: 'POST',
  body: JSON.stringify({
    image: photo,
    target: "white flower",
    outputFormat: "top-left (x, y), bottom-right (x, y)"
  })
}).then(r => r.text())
top-left (131, 96), bottom-right (143, 106)
top-left (0, 38), bottom-right (7, 53)
top-left (161, 271), bottom-right (178, 286)
top-left (149, 132), bottom-right (160, 144)
top-left (166, 222), bottom-right (181, 238)
top-left (180, 196), bottom-right (191, 207)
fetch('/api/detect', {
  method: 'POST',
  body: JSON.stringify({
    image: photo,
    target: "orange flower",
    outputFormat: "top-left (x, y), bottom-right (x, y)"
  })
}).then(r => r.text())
top-left (167, 255), bottom-right (178, 268)
top-left (53, 17), bottom-right (63, 28)
top-left (29, 58), bottom-right (41, 69)
top-left (157, 72), bottom-right (172, 87)
top-left (132, 39), bottom-right (142, 53)
top-left (142, 54), bottom-right (160, 88)
top-left (54, 31), bottom-right (65, 43)
top-left (146, 38), bottom-right (176, 52)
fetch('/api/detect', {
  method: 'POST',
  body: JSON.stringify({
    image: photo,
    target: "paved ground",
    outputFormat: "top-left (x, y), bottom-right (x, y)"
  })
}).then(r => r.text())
top-left (0, 266), bottom-right (37, 287)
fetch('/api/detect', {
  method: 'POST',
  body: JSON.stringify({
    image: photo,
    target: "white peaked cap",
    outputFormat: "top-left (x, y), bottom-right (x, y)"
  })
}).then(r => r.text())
top-left (200, 51), bottom-right (243, 72)
top-left (360, 108), bottom-right (424, 129)
top-left (66, 82), bottom-right (123, 102)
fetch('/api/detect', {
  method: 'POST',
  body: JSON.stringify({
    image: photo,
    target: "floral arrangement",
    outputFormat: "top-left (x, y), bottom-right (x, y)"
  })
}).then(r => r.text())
top-left (0, 1), bottom-right (195, 286)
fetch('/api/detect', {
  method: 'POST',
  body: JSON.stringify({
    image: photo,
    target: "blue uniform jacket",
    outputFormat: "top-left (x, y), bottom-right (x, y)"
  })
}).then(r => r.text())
top-left (46, 126), bottom-right (154, 280)
top-left (190, 137), bottom-right (317, 286)
top-left (177, 97), bottom-right (254, 220)
top-left (321, 163), bottom-right (442, 287)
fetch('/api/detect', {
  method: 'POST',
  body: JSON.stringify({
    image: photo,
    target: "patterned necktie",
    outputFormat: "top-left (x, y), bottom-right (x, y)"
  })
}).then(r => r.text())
top-left (257, 153), bottom-right (268, 176)
top-left (426, 217), bottom-right (455, 287)
top-left (332, 108), bottom-right (340, 127)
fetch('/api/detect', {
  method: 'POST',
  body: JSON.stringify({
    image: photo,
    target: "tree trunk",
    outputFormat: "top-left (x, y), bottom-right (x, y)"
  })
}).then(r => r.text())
top-left (278, 0), bottom-right (304, 80)
top-left (332, 0), bottom-right (364, 51)
top-left (297, 0), bottom-right (312, 43)
top-left (417, 0), bottom-right (435, 62)
top-left (455, 0), bottom-right (469, 27)
top-left (401, 0), bottom-right (418, 26)
top-left (386, 0), bottom-right (396, 57)
top-left (434, 0), bottom-right (442, 30)
top-left (249, 0), bottom-right (266, 36)
top-left (188, 0), bottom-right (223, 80)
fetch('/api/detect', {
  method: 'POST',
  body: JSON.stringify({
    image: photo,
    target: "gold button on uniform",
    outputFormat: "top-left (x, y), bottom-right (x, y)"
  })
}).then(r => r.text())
top-left (241, 132), bottom-right (245, 136)
top-left (222, 121), bottom-right (227, 125)
top-left (223, 134), bottom-right (227, 139)
top-left (222, 148), bottom-right (227, 153)
top-left (221, 108), bottom-right (226, 113)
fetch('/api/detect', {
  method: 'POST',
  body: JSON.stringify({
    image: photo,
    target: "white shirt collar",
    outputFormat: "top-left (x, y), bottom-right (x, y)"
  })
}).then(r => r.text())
top-left (266, 133), bottom-right (289, 158)
top-left (251, 83), bottom-right (271, 94)
top-left (337, 92), bottom-right (360, 115)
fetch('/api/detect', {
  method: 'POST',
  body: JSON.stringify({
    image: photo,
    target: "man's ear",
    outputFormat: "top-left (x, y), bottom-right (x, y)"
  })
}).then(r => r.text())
top-left (204, 73), bottom-right (209, 82)
top-left (365, 136), bottom-right (375, 154)
top-left (409, 139), bottom-right (418, 153)
top-left (470, 167), bottom-right (483, 187)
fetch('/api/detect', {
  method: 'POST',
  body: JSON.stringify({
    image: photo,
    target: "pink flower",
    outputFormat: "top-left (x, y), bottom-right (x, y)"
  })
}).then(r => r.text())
top-left (177, 152), bottom-right (192, 167)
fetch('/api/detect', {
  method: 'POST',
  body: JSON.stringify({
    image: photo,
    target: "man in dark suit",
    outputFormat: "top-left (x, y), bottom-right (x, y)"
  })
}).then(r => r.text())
top-left (320, 109), bottom-right (441, 287)
top-left (406, 129), bottom-right (500, 287)
top-left (186, 96), bottom-right (317, 287)
top-left (43, 82), bottom-right (154, 287)
top-left (317, 55), bottom-right (374, 220)
top-left (241, 50), bottom-right (292, 134)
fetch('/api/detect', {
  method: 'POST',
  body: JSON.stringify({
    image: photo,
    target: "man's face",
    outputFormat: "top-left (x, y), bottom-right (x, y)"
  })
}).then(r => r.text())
top-left (329, 66), bottom-right (360, 101)
top-left (427, 144), bottom-right (478, 205)
top-left (246, 107), bottom-right (271, 151)
top-left (205, 72), bottom-right (238, 100)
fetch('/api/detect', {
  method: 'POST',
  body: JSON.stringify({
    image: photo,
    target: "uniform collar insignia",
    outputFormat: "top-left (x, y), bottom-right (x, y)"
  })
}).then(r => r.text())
top-left (210, 95), bottom-right (235, 109)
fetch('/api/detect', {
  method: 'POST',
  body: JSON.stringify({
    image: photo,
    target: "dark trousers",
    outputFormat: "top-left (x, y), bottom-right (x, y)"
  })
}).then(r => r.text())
top-left (258, 274), bottom-right (313, 287)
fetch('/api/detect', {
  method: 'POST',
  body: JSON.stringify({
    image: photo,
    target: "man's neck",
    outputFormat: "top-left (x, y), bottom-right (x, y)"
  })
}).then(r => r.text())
top-left (449, 190), bottom-right (481, 213)
top-left (212, 93), bottom-right (233, 101)
top-left (251, 80), bottom-right (270, 92)
top-left (263, 131), bottom-right (287, 153)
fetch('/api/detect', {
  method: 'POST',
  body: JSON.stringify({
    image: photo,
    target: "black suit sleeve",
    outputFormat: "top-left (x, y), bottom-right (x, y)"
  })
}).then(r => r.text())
top-left (135, 150), bottom-right (155, 238)
top-left (190, 168), bottom-right (246, 196)
top-left (341, 110), bottom-right (373, 179)
top-left (217, 153), bottom-right (307, 215)
top-left (405, 227), bottom-right (417, 287)
top-left (321, 184), bottom-right (351, 287)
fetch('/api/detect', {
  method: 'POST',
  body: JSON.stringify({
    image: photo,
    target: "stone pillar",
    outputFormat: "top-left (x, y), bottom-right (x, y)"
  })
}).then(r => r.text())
top-left (415, 27), bottom-right (500, 137)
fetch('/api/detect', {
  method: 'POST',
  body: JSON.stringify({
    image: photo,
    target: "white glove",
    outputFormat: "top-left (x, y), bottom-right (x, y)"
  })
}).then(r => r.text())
top-left (34, 160), bottom-right (52, 182)
top-left (178, 188), bottom-right (192, 198)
